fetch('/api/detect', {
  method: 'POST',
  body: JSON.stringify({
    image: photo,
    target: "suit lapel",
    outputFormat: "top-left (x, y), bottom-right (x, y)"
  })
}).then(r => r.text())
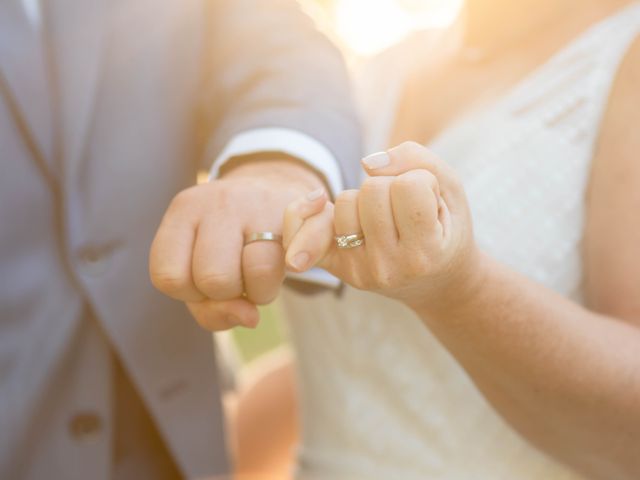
top-left (0, 0), bottom-right (55, 167)
top-left (46, 0), bottom-right (107, 175)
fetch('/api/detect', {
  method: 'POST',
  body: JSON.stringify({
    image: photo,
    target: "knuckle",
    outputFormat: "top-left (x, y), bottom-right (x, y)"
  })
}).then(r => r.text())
top-left (408, 169), bottom-right (438, 185)
top-left (150, 270), bottom-right (188, 295)
top-left (392, 170), bottom-right (439, 197)
top-left (194, 271), bottom-right (239, 298)
top-left (251, 291), bottom-right (278, 306)
top-left (360, 177), bottom-right (391, 196)
top-left (358, 177), bottom-right (395, 204)
top-left (335, 190), bottom-right (359, 208)
top-left (244, 263), bottom-right (280, 281)
top-left (187, 302), bottom-right (218, 331)
top-left (396, 140), bottom-right (425, 157)
top-left (391, 174), bottom-right (414, 192)
top-left (169, 187), bottom-right (199, 211)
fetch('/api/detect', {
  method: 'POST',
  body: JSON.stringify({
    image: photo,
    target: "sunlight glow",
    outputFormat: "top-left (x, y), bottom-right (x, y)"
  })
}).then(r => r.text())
top-left (333, 0), bottom-right (463, 56)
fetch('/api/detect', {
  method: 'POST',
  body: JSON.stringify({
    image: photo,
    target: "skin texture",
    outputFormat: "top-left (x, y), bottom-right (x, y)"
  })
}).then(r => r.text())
top-left (283, 36), bottom-right (640, 478)
top-left (226, 349), bottom-right (298, 480)
top-left (149, 157), bottom-right (325, 331)
top-left (231, 1), bottom-right (640, 477)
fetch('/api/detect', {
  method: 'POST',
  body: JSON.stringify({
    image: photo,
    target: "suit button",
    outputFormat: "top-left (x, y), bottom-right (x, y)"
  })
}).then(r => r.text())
top-left (69, 412), bottom-right (103, 440)
top-left (76, 245), bottom-right (115, 276)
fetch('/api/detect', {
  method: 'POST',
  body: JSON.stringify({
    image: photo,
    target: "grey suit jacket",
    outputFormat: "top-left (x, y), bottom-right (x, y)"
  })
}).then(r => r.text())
top-left (0, 0), bottom-right (361, 478)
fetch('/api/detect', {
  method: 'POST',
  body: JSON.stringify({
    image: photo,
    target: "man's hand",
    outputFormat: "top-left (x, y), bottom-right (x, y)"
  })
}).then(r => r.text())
top-left (149, 157), bottom-right (326, 331)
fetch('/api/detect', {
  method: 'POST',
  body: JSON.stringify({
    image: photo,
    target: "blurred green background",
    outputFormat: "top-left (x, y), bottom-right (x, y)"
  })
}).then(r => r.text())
top-left (232, 304), bottom-right (287, 364)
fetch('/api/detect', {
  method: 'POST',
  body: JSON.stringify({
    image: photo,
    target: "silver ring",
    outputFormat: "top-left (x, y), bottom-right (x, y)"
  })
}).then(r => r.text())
top-left (335, 233), bottom-right (365, 249)
top-left (244, 232), bottom-right (283, 246)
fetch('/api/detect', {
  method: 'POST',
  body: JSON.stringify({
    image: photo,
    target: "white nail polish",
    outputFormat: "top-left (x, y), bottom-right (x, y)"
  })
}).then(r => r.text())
top-left (307, 188), bottom-right (324, 201)
top-left (362, 151), bottom-right (390, 169)
top-left (290, 251), bottom-right (311, 271)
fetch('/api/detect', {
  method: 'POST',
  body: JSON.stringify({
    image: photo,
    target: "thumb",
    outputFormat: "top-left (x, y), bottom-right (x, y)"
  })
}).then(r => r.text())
top-left (361, 141), bottom-right (462, 200)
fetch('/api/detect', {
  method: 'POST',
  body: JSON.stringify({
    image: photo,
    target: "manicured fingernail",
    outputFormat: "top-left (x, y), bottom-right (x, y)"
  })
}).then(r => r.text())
top-left (362, 151), bottom-right (390, 170)
top-left (242, 317), bottom-right (259, 329)
top-left (290, 251), bottom-right (310, 271)
top-left (307, 188), bottom-right (325, 201)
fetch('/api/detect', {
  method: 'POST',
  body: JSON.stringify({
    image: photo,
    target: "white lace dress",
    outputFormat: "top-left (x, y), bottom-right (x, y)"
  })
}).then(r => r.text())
top-left (281, 4), bottom-right (640, 479)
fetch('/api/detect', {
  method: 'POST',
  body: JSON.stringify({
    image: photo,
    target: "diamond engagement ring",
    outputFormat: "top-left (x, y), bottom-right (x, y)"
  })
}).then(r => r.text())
top-left (335, 233), bottom-right (365, 249)
top-left (244, 232), bottom-right (283, 246)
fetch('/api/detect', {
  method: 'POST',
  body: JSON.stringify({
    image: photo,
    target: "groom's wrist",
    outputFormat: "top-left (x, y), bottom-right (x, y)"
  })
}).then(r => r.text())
top-left (218, 153), bottom-right (329, 197)
top-left (209, 128), bottom-right (345, 198)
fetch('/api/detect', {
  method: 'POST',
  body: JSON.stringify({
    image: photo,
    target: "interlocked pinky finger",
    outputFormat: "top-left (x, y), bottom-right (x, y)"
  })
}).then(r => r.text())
top-left (285, 202), bottom-right (335, 273)
top-left (283, 188), bottom-right (328, 249)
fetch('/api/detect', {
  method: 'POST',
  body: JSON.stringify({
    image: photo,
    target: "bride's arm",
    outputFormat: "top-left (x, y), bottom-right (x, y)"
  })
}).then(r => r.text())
top-left (227, 349), bottom-right (298, 479)
top-left (283, 39), bottom-right (640, 480)
top-left (427, 39), bottom-right (640, 480)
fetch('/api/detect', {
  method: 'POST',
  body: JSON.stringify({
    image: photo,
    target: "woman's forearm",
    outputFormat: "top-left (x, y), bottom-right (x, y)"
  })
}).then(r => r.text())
top-left (283, 140), bottom-right (640, 477)
top-left (415, 253), bottom-right (640, 479)
top-left (232, 349), bottom-right (298, 479)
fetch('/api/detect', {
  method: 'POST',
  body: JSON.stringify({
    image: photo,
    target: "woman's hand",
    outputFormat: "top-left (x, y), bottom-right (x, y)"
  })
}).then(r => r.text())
top-left (283, 141), bottom-right (483, 314)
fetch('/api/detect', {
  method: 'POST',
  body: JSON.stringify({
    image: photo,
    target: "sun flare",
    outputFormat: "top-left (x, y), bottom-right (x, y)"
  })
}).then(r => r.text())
top-left (331, 0), bottom-right (463, 56)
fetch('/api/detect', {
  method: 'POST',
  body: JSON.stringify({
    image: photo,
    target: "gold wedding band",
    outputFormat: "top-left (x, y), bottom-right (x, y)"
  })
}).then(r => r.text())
top-left (335, 233), bottom-right (365, 249)
top-left (244, 232), bottom-right (283, 246)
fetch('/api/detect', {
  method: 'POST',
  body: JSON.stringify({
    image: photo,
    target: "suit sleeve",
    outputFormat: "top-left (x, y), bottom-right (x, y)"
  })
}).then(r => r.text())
top-left (200, 0), bottom-right (362, 189)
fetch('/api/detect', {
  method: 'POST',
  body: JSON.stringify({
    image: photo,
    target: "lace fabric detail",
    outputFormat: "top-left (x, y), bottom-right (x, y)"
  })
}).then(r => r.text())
top-left (283, 3), bottom-right (640, 479)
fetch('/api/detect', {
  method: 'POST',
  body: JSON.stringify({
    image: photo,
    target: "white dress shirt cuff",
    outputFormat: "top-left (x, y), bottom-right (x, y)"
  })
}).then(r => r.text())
top-left (21, 0), bottom-right (42, 28)
top-left (287, 268), bottom-right (341, 288)
top-left (208, 128), bottom-right (344, 197)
